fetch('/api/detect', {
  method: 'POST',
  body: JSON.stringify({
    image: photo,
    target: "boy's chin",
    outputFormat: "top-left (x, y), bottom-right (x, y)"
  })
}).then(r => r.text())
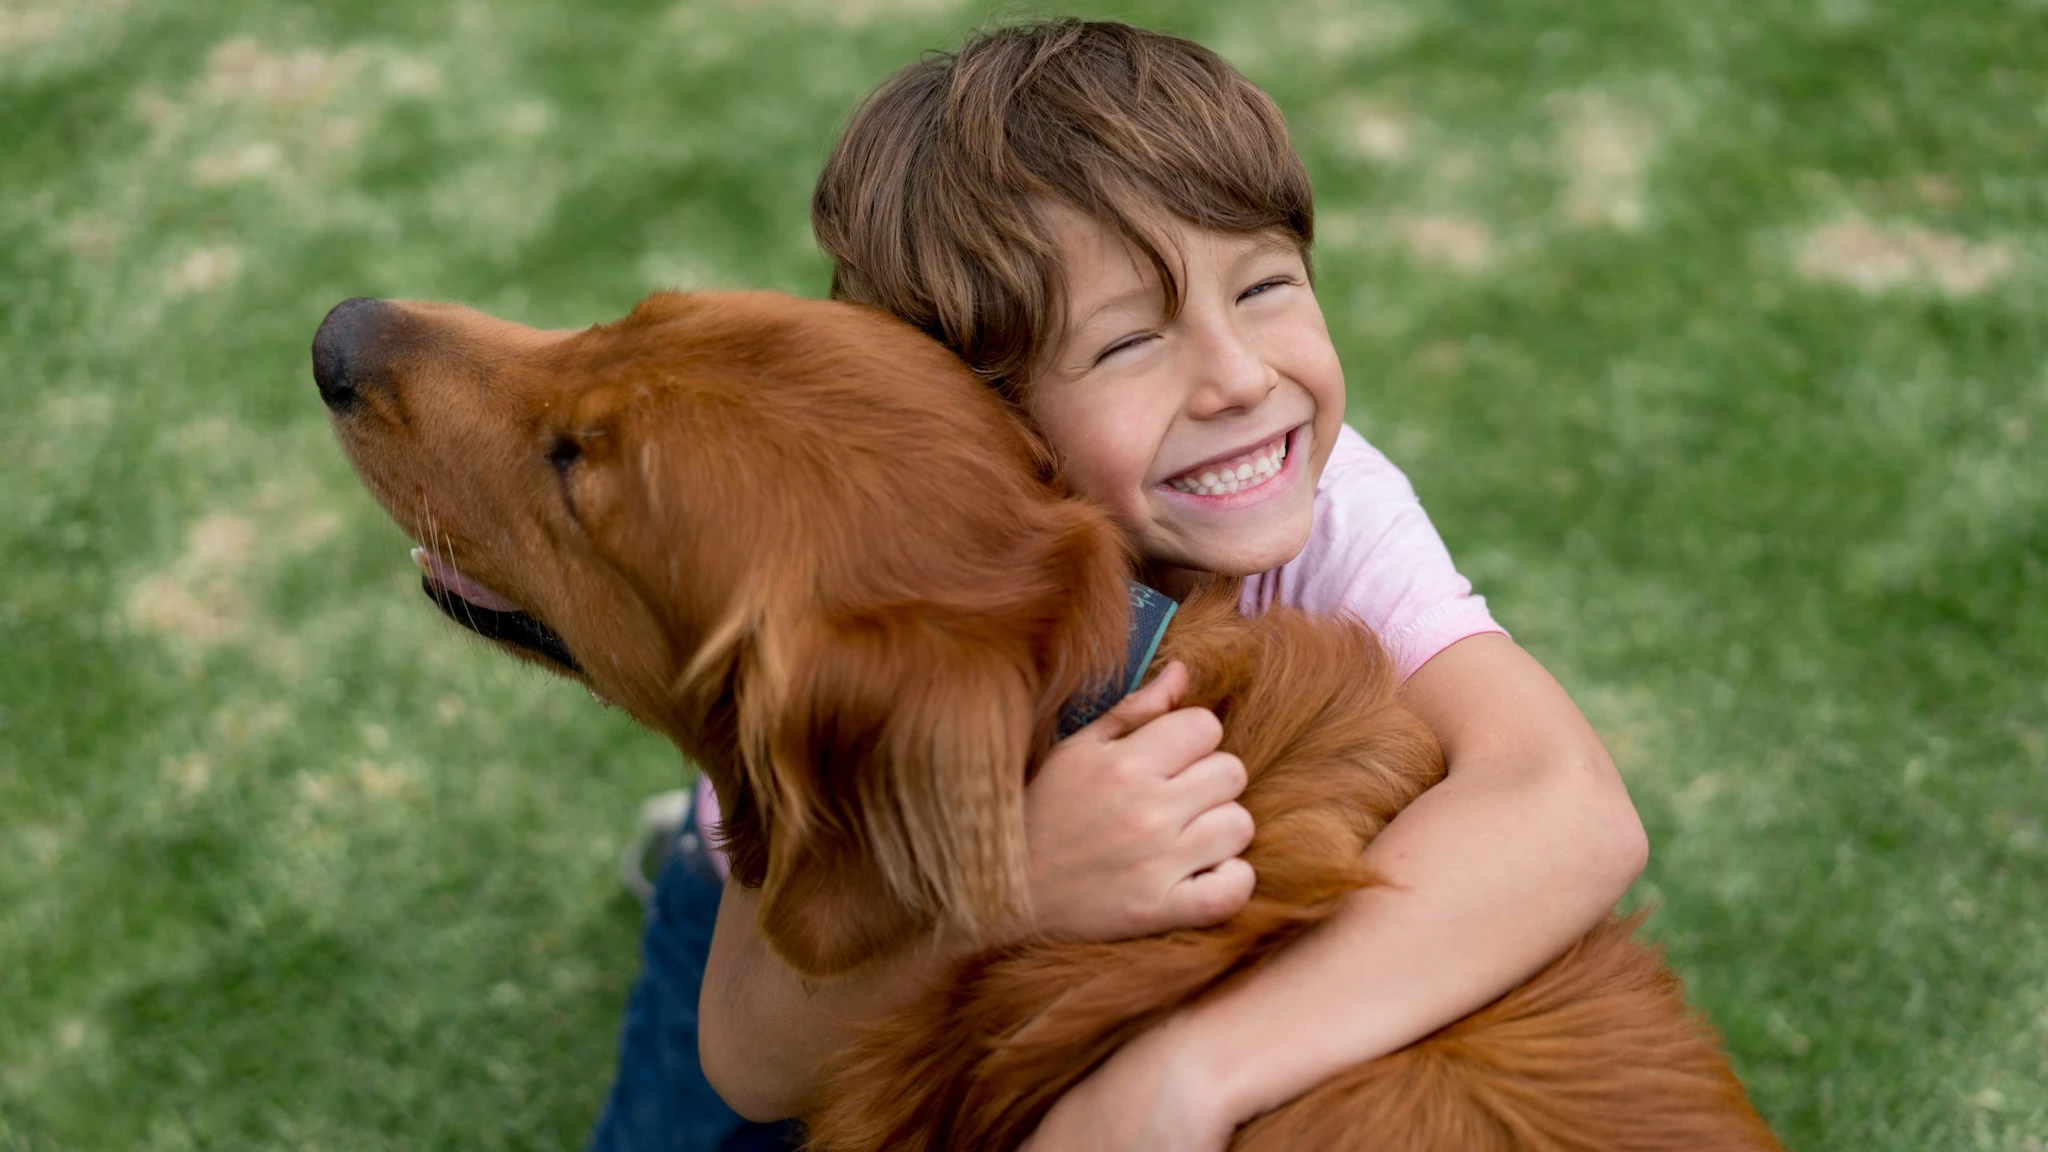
top-left (1146, 524), bottom-right (1313, 584)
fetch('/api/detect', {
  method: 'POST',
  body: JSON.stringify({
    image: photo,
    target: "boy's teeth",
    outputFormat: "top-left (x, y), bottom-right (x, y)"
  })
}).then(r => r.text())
top-left (1167, 436), bottom-right (1288, 496)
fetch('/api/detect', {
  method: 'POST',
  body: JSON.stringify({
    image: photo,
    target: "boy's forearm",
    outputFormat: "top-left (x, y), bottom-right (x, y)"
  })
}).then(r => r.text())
top-left (1174, 752), bottom-right (1646, 1125)
top-left (698, 880), bottom-right (971, 1121)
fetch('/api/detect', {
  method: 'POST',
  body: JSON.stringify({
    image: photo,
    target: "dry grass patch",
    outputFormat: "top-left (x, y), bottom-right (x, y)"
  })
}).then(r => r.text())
top-left (202, 36), bottom-right (369, 109)
top-left (1327, 96), bottom-right (1413, 163)
top-left (1396, 213), bottom-right (1495, 272)
top-left (125, 511), bottom-right (258, 647)
top-left (1796, 217), bottom-right (2017, 295)
top-left (0, 0), bottom-right (129, 53)
top-left (164, 245), bottom-right (243, 294)
top-left (191, 141), bottom-right (282, 187)
top-left (1552, 92), bottom-right (1657, 231)
top-left (121, 469), bottom-right (348, 652)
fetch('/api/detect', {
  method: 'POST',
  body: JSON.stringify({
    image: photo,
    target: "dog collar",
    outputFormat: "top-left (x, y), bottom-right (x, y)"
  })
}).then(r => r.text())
top-left (1055, 581), bottom-right (1179, 740)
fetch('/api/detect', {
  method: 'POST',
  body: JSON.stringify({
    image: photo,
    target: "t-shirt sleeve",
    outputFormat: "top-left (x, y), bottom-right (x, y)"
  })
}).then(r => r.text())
top-left (1238, 424), bottom-right (1507, 682)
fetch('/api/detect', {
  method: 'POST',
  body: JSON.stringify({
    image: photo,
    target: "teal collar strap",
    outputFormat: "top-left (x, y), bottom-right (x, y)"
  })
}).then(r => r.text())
top-left (1055, 581), bottom-right (1179, 740)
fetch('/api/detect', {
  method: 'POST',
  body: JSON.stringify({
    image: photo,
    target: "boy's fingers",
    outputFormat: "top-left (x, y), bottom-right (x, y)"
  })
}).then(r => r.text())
top-left (1115, 703), bottom-right (1224, 780)
top-left (1082, 660), bottom-right (1188, 741)
top-left (1168, 750), bottom-right (1248, 813)
top-left (1181, 799), bottom-right (1256, 861)
top-left (1166, 857), bottom-right (1256, 928)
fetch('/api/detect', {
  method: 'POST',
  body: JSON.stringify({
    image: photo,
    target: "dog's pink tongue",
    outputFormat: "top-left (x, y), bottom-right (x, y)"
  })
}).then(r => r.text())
top-left (409, 547), bottom-right (522, 612)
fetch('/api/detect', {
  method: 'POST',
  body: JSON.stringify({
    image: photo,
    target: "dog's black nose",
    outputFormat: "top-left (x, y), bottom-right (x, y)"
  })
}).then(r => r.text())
top-left (312, 297), bottom-right (391, 412)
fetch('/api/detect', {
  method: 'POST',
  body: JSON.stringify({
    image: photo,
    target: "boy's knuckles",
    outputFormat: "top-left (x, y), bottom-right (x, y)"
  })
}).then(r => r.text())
top-left (1099, 745), bottom-right (1143, 778)
top-left (1220, 802), bottom-right (1255, 847)
top-left (1108, 747), bottom-right (1175, 788)
top-left (1116, 805), bottom-right (1171, 844)
top-left (1132, 706), bottom-right (1216, 754)
top-left (1183, 707), bottom-right (1225, 746)
top-left (1203, 861), bottom-right (1257, 916)
top-left (1217, 753), bottom-right (1248, 794)
top-left (1179, 883), bottom-right (1236, 927)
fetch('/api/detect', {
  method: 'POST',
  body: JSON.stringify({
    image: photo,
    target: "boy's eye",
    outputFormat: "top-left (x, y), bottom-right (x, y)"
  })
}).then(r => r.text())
top-left (1093, 333), bottom-right (1153, 364)
top-left (1239, 276), bottom-right (1295, 301)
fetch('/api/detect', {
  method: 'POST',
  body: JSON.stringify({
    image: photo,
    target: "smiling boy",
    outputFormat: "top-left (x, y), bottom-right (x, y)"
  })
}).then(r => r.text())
top-left (1022, 205), bottom-right (1343, 591)
top-left (589, 19), bottom-right (1647, 1151)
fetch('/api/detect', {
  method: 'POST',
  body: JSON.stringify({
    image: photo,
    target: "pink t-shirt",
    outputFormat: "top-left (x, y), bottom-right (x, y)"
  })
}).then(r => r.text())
top-left (1238, 423), bottom-right (1506, 681)
top-left (689, 423), bottom-right (1505, 867)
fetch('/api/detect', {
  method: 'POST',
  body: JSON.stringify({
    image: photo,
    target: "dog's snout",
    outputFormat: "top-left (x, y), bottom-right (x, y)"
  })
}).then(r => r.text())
top-left (313, 297), bottom-right (393, 412)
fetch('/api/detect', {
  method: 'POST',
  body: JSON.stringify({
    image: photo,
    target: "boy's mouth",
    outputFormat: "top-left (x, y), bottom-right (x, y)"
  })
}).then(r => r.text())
top-left (1164, 430), bottom-right (1291, 497)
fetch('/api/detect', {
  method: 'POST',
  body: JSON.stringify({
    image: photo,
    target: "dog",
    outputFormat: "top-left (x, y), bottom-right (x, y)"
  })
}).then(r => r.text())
top-left (315, 290), bottom-right (1784, 1150)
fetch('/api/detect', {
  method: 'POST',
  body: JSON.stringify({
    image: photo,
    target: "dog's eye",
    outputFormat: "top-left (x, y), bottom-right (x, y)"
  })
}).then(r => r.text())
top-left (547, 436), bottom-right (585, 523)
top-left (547, 436), bottom-right (582, 473)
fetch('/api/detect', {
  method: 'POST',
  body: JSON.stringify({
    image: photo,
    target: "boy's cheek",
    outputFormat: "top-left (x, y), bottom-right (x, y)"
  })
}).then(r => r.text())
top-left (1305, 410), bottom-right (1343, 479)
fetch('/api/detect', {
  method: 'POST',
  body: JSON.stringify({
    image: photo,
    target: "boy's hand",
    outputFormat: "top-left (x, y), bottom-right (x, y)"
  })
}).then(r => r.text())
top-left (1023, 660), bottom-right (1256, 942)
top-left (1016, 1013), bottom-right (1237, 1152)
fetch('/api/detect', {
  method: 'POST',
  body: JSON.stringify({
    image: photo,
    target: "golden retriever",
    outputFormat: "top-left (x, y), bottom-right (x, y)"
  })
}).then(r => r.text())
top-left (315, 290), bottom-right (1782, 1151)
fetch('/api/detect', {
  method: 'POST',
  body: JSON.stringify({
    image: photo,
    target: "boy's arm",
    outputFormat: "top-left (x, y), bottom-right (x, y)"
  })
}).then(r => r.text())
top-left (1020, 632), bottom-right (1648, 1149)
top-left (700, 662), bottom-right (1259, 1121)
top-left (699, 881), bottom-right (969, 1121)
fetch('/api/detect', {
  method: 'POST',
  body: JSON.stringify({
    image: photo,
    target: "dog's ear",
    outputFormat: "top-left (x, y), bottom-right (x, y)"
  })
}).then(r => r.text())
top-left (747, 821), bottom-right (929, 981)
top-left (737, 605), bottom-right (1039, 978)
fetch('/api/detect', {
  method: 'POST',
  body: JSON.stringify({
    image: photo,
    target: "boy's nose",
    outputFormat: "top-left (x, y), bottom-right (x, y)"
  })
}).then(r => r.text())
top-left (1186, 327), bottom-right (1278, 416)
top-left (312, 297), bottom-right (395, 413)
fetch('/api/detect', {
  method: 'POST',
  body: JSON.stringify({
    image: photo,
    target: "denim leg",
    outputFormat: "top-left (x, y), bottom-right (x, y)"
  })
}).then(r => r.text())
top-left (586, 836), bottom-right (804, 1152)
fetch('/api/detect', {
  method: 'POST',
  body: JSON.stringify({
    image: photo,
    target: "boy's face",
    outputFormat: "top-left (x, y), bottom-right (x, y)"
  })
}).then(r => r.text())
top-left (1024, 206), bottom-right (1345, 582)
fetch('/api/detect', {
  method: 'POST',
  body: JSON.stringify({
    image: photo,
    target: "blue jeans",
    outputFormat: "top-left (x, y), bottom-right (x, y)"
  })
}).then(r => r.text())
top-left (586, 832), bottom-right (805, 1152)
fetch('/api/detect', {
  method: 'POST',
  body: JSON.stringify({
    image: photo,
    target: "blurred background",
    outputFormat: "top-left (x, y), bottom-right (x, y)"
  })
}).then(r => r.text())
top-left (3, 0), bottom-right (2043, 1148)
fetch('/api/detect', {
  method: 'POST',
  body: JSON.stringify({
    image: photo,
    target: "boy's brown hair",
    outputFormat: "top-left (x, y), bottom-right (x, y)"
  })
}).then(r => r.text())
top-left (812, 18), bottom-right (1314, 394)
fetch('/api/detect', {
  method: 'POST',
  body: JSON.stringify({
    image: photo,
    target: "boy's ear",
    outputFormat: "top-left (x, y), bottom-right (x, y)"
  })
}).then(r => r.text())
top-left (737, 606), bottom-right (1039, 978)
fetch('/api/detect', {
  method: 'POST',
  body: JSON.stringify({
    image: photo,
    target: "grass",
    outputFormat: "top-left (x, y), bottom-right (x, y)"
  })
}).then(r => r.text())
top-left (3, 0), bottom-right (2044, 1148)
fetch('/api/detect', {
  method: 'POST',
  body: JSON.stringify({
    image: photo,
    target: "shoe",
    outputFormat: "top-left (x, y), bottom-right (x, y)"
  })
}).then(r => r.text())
top-left (619, 788), bottom-right (699, 909)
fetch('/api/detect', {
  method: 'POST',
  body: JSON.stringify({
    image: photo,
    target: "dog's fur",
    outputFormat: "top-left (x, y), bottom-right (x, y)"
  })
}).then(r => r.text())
top-left (320, 290), bottom-right (1782, 1150)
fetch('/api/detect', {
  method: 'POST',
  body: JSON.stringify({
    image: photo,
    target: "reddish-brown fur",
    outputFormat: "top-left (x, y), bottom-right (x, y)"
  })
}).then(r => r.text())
top-left (323, 290), bottom-right (1782, 1151)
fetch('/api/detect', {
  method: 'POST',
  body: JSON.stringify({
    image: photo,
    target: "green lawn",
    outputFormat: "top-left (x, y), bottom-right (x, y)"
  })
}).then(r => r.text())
top-left (4, 0), bottom-right (2044, 1148)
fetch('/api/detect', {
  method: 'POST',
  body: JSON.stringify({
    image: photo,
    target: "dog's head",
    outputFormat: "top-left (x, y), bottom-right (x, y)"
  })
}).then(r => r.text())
top-left (316, 291), bottom-right (1131, 975)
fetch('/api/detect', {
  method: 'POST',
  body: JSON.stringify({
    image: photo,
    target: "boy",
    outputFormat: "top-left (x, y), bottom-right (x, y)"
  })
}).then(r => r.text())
top-left (591, 19), bottom-right (1645, 1151)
